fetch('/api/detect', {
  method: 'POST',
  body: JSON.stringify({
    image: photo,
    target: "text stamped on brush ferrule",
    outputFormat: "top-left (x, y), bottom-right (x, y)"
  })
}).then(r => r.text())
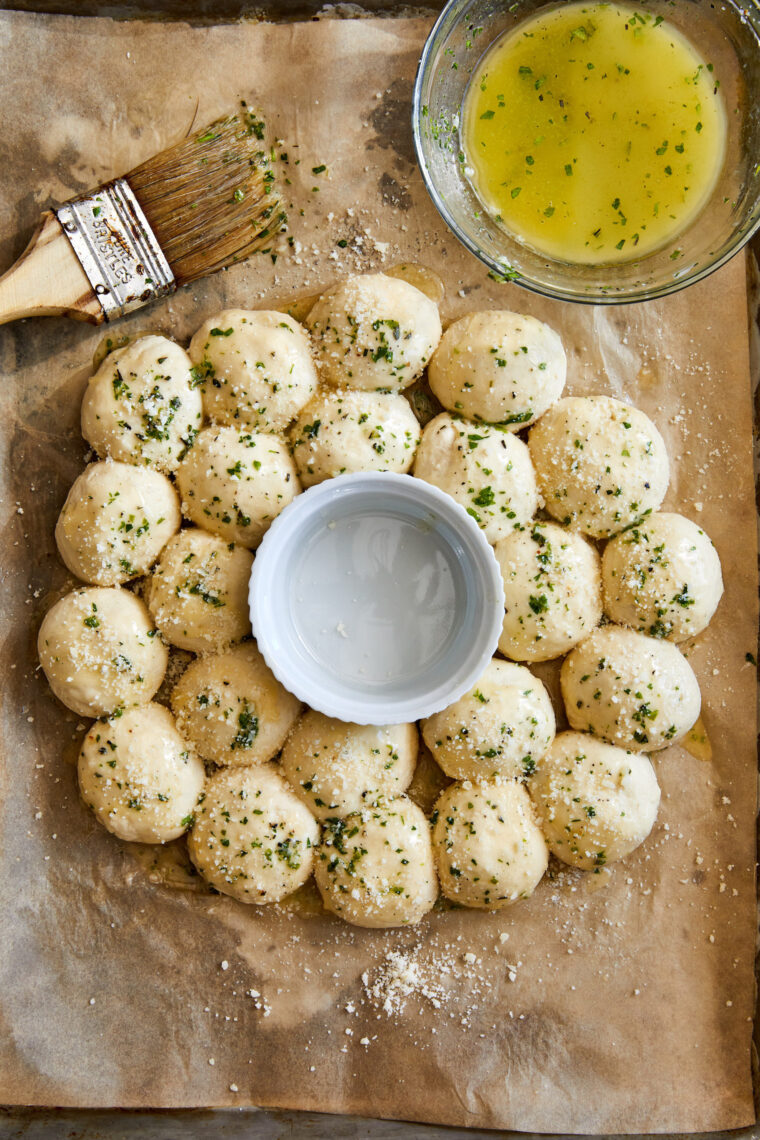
top-left (56, 179), bottom-right (175, 321)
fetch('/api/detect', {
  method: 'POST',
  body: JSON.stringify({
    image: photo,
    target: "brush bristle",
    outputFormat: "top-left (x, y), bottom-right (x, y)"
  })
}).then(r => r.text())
top-left (127, 110), bottom-right (286, 287)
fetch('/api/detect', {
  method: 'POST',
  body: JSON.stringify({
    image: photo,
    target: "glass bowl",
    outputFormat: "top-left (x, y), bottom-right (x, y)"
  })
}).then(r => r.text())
top-left (412, 0), bottom-right (760, 304)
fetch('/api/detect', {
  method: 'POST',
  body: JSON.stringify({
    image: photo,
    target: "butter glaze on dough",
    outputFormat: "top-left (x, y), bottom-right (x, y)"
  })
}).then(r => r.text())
top-left (428, 310), bottom-right (566, 428)
top-left (307, 273), bottom-right (442, 392)
top-left (432, 779), bottom-right (548, 909)
top-left (529, 731), bottom-right (661, 870)
top-left (561, 625), bottom-right (701, 751)
top-left (171, 641), bottom-right (301, 767)
top-left (38, 586), bottom-right (167, 718)
top-left (495, 520), bottom-right (602, 662)
top-left (78, 703), bottom-right (205, 844)
top-left (188, 764), bottom-right (319, 904)
top-left (55, 459), bottom-right (181, 586)
top-left (421, 658), bottom-right (555, 782)
top-left (81, 335), bottom-right (202, 474)
top-left (281, 711), bottom-right (418, 821)
top-left (601, 511), bottom-right (723, 641)
top-left (314, 798), bottom-right (438, 928)
top-left (189, 309), bottom-right (318, 433)
top-left (529, 395), bottom-right (670, 537)
top-left (147, 528), bottom-right (253, 653)
top-left (290, 389), bottom-right (421, 487)
top-left (413, 412), bottom-right (539, 545)
top-left (176, 424), bottom-right (300, 548)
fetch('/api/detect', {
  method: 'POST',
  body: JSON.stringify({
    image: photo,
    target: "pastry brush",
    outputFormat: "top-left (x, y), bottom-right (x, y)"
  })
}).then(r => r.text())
top-left (0, 108), bottom-right (285, 326)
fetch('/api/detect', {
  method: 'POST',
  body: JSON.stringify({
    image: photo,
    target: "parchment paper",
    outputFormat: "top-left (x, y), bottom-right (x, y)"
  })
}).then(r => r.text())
top-left (0, 10), bottom-right (756, 1134)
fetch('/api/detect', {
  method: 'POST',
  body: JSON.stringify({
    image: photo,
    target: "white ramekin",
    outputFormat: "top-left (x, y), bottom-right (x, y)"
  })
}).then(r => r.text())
top-left (249, 472), bottom-right (504, 725)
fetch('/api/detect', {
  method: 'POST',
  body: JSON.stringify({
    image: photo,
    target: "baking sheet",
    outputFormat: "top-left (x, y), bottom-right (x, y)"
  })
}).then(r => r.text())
top-left (0, 9), bottom-right (756, 1134)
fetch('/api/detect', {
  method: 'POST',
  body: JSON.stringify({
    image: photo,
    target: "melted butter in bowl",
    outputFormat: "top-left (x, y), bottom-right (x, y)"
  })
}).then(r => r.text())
top-left (463, 2), bottom-right (727, 264)
top-left (413, 0), bottom-right (760, 303)
top-left (249, 473), bottom-right (504, 725)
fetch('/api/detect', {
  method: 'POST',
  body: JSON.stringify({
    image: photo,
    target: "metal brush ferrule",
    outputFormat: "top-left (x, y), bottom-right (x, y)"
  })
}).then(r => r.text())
top-left (55, 179), bottom-right (175, 321)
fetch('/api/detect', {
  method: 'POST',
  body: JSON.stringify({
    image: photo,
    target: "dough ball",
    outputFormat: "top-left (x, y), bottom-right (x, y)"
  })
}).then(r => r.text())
top-left (188, 310), bottom-right (317, 432)
top-left (528, 396), bottom-right (670, 537)
top-left (38, 586), bottom-right (167, 718)
top-left (495, 521), bottom-right (602, 662)
top-left (421, 658), bottom-right (554, 781)
top-left (428, 311), bottom-right (566, 428)
top-left (601, 512), bottom-right (723, 642)
top-left (281, 712), bottom-right (418, 820)
top-left (561, 626), bottom-right (701, 751)
top-left (81, 335), bottom-right (202, 473)
top-left (432, 780), bottom-right (547, 908)
top-left (55, 460), bottom-right (181, 586)
top-left (289, 389), bottom-right (421, 487)
top-left (147, 529), bottom-right (253, 653)
top-left (171, 642), bottom-right (301, 766)
top-left (306, 273), bottom-right (442, 392)
top-left (188, 764), bottom-right (318, 904)
top-left (78, 704), bottom-right (205, 844)
top-left (314, 799), bottom-right (437, 928)
top-left (413, 412), bottom-right (538, 544)
top-left (176, 426), bottom-right (300, 548)
top-left (528, 731), bottom-right (661, 869)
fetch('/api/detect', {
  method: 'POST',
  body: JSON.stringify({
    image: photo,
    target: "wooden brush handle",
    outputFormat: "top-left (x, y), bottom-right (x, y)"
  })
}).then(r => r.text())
top-left (0, 212), bottom-right (104, 325)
